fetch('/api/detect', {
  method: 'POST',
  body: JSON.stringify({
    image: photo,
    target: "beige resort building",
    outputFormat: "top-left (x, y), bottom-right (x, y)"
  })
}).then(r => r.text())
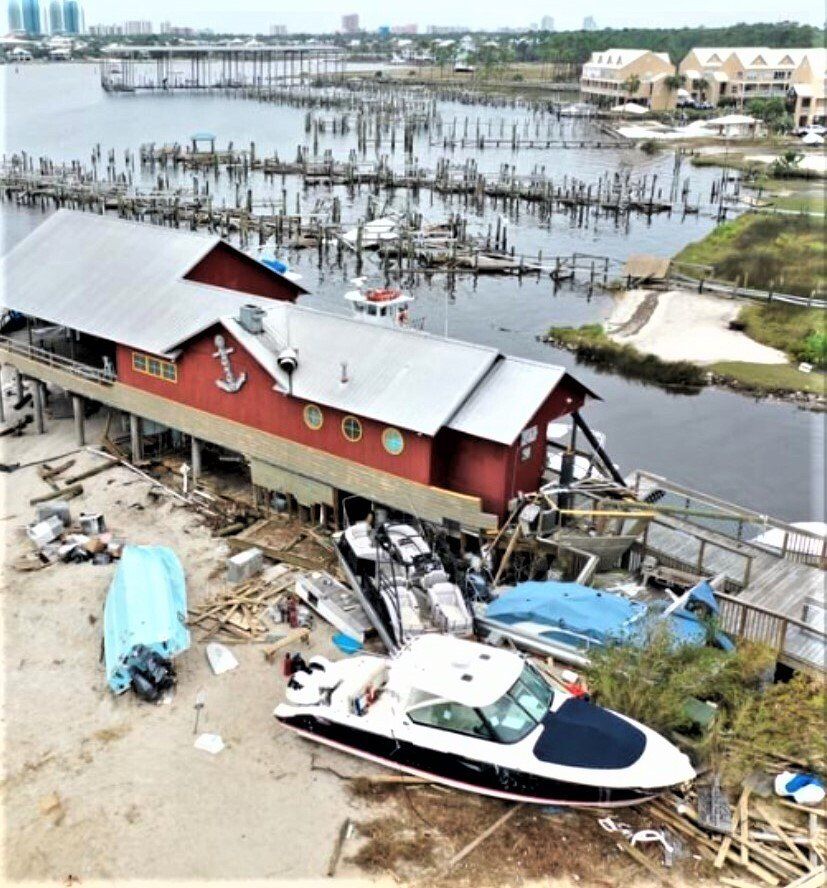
top-left (579, 49), bottom-right (677, 111)
top-left (679, 47), bottom-right (826, 127)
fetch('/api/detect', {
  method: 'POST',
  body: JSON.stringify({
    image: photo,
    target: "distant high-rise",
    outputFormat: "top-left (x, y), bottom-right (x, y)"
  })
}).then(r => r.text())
top-left (7, 0), bottom-right (22, 31)
top-left (582, 15), bottom-right (597, 30)
top-left (62, 0), bottom-right (80, 34)
top-left (48, 0), bottom-right (63, 32)
top-left (341, 13), bottom-right (359, 34)
top-left (541, 15), bottom-right (554, 31)
top-left (270, 24), bottom-right (287, 36)
top-left (20, 0), bottom-right (40, 33)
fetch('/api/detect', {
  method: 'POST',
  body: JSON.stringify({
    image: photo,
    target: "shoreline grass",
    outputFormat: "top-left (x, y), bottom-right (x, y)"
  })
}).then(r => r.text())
top-left (546, 324), bottom-right (707, 392)
top-left (675, 213), bottom-right (827, 299)
top-left (710, 361), bottom-right (826, 396)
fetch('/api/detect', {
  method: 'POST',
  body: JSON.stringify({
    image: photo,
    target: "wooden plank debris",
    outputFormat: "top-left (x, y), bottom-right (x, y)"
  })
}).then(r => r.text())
top-left (441, 803), bottom-right (523, 875)
top-left (187, 566), bottom-right (300, 643)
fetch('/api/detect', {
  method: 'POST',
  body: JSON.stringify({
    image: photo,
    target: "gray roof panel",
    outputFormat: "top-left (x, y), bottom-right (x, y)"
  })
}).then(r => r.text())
top-left (447, 356), bottom-right (568, 444)
top-left (226, 303), bottom-right (501, 436)
top-left (0, 210), bottom-right (281, 356)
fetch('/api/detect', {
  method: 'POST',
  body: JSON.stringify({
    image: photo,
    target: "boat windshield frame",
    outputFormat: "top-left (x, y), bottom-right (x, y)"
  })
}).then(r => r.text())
top-left (476, 661), bottom-right (555, 744)
top-left (403, 663), bottom-right (554, 745)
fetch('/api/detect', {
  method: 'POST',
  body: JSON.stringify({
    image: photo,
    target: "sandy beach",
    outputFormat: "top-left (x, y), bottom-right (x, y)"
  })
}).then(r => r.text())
top-left (607, 289), bottom-right (789, 366)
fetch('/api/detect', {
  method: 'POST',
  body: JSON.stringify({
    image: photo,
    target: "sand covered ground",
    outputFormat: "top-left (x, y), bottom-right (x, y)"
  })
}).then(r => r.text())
top-left (0, 390), bottom-right (383, 884)
top-left (607, 289), bottom-right (789, 366)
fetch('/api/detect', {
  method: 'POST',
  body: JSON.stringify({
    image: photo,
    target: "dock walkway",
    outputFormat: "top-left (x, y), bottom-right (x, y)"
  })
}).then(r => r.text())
top-left (632, 471), bottom-right (825, 672)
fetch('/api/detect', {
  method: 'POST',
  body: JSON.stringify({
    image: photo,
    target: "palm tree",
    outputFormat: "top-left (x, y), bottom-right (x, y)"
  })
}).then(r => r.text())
top-left (664, 73), bottom-right (686, 92)
top-left (623, 74), bottom-right (642, 99)
top-left (694, 75), bottom-right (709, 102)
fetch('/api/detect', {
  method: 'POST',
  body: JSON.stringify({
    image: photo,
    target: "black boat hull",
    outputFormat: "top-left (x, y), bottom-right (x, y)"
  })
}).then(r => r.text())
top-left (277, 712), bottom-right (657, 807)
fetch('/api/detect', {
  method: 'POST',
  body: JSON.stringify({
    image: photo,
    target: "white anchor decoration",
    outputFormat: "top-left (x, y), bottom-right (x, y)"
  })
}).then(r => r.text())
top-left (213, 334), bottom-right (247, 393)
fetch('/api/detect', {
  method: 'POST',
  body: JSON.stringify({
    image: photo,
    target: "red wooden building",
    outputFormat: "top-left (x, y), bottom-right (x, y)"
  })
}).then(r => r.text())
top-left (1, 211), bottom-right (595, 530)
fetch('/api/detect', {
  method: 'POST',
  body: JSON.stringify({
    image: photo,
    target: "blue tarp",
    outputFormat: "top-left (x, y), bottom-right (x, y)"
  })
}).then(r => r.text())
top-left (486, 580), bottom-right (732, 652)
top-left (104, 546), bottom-right (191, 694)
top-left (487, 582), bottom-right (646, 645)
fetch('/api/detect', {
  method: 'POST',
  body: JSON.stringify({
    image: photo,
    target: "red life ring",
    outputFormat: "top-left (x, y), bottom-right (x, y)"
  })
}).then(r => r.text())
top-left (366, 288), bottom-right (401, 303)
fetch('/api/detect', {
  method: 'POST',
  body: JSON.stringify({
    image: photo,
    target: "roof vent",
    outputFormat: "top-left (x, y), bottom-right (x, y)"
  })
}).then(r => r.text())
top-left (238, 304), bottom-right (265, 334)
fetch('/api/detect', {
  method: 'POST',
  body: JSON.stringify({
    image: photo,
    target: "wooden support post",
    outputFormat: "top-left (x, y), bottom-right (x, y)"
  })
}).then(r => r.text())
top-left (32, 379), bottom-right (45, 434)
top-left (191, 436), bottom-right (202, 481)
top-left (129, 414), bottom-right (143, 463)
top-left (72, 394), bottom-right (85, 446)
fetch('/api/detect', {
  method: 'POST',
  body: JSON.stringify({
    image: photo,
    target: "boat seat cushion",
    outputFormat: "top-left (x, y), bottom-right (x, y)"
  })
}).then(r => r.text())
top-left (532, 698), bottom-right (646, 770)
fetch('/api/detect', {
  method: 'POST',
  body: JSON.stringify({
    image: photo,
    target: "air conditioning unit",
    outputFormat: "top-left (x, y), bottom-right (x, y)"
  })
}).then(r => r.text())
top-left (238, 304), bottom-right (266, 334)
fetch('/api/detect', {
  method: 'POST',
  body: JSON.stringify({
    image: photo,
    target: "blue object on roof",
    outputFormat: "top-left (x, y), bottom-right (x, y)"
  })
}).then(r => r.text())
top-left (191, 131), bottom-right (216, 141)
top-left (260, 256), bottom-right (289, 275)
top-left (486, 580), bottom-right (732, 652)
top-left (104, 546), bottom-right (191, 694)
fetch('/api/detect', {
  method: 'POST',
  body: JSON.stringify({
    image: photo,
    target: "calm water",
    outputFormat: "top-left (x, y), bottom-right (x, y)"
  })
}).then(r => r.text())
top-left (2, 64), bottom-right (823, 521)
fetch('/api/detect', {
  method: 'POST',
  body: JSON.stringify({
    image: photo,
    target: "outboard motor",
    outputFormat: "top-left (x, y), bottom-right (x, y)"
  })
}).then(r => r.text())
top-left (126, 645), bottom-right (176, 702)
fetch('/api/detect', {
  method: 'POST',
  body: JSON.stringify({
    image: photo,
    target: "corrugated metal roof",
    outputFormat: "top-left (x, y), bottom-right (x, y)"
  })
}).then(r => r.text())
top-left (225, 305), bottom-right (596, 442)
top-left (447, 356), bottom-right (567, 445)
top-left (0, 210), bottom-right (279, 356)
top-left (226, 303), bottom-right (501, 436)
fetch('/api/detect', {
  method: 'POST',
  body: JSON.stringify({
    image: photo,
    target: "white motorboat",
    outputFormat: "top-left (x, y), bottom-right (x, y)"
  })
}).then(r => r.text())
top-left (275, 634), bottom-right (695, 806)
top-left (294, 570), bottom-right (373, 642)
top-left (334, 518), bottom-right (473, 651)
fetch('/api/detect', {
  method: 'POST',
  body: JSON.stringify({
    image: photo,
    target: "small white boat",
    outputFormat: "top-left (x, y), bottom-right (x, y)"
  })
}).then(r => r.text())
top-left (275, 634), bottom-right (695, 806)
top-left (294, 570), bottom-right (373, 642)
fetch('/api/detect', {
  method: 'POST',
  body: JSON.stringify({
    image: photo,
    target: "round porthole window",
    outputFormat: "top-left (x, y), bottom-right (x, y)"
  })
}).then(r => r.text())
top-left (342, 415), bottom-right (362, 442)
top-left (382, 427), bottom-right (404, 455)
top-left (303, 404), bottom-right (324, 430)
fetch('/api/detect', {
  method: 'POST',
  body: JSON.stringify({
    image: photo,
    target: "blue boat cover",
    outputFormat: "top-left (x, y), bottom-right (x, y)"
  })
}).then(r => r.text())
top-left (487, 581), bottom-right (646, 645)
top-left (486, 580), bottom-right (732, 651)
top-left (532, 697), bottom-right (646, 769)
top-left (104, 546), bottom-right (191, 693)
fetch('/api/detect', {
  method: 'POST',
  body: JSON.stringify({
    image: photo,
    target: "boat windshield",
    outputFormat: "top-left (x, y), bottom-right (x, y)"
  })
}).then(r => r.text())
top-left (478, 663), bottom-right (554, 744)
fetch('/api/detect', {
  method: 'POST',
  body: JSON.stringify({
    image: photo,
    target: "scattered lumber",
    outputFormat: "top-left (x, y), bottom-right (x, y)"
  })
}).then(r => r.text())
top-left (327, 818), bottom-right (351, 877)
top-left (618, 839), bottom-right (668, 884)
top-left (29, 483), bottom-right (83, 505)
top-left (263, 628), bottom-right (311, 661)
top-left (187, 565), bottom-right (299, 643)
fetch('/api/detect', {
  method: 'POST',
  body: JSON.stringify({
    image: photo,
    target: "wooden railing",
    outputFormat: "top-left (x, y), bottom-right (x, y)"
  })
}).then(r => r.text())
top-left (714, 589), bottom-right (826, 672)
top-left (0, 335), bottom-right (115, 387)
top-left (631, 470), bottom-right (827, 569)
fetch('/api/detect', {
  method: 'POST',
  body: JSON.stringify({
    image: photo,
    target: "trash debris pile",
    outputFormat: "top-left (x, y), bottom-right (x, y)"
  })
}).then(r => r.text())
top-left (18, 499), bottom-right (123, 570)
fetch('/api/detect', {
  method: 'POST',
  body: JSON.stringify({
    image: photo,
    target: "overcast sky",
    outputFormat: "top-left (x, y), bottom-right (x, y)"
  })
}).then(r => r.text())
top-left (48, 0), bottom-right (827, 33)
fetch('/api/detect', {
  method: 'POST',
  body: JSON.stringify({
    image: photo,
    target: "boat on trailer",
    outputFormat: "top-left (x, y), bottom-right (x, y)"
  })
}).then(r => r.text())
top-left (334, 518), bottom-right (473, 651)
top-left (274, 634), bottom-right (695, 806)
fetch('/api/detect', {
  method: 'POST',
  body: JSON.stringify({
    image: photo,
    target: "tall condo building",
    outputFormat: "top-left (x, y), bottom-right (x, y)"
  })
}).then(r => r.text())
top-left (7, 0), bottom-right (23, 31)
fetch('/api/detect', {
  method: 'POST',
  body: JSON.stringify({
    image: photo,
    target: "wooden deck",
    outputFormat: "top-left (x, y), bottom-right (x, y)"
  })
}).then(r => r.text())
top-left (633, 473), bottom-right (825, 672)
